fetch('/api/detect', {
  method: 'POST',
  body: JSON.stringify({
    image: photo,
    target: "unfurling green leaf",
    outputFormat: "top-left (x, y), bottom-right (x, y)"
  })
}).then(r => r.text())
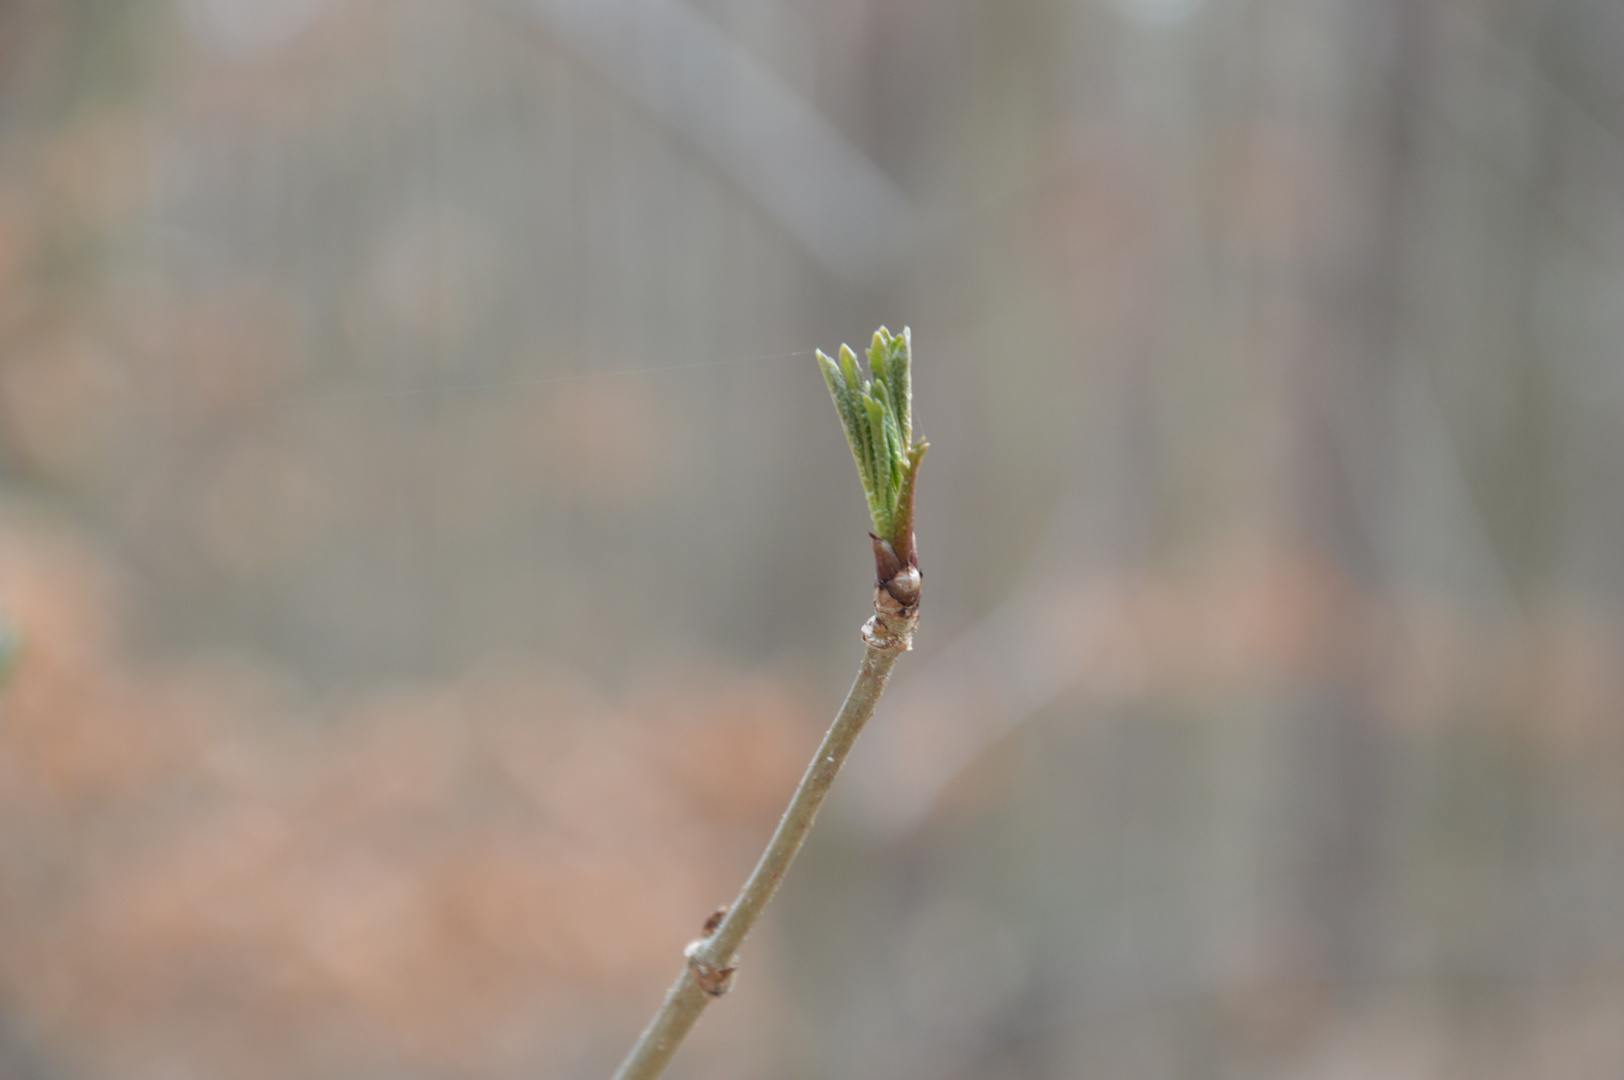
top-left (815, 326), bottom-right (928, 571)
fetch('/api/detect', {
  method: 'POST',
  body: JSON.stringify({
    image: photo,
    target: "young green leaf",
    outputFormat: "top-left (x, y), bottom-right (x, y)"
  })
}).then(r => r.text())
top-left (814, 326), bottom-right (928, 576)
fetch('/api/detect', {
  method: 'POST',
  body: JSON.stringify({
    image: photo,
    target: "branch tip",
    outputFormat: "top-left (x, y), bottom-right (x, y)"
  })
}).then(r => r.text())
top-left (818, 326), bottom-right (926, 570)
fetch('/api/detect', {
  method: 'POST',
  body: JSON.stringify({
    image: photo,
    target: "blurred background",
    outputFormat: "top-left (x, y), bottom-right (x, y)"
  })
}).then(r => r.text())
top-left (1, 0), bottom-right (1623, 1077)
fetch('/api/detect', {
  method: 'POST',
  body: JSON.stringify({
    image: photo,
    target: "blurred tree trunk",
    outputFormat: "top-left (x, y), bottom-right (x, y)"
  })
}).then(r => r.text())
top-left (1286, 0), bottom-right (1432, 985)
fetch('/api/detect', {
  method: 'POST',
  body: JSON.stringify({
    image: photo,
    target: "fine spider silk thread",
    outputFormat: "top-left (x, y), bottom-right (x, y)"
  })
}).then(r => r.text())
top-left (271, 349), bottom-right (819, 406)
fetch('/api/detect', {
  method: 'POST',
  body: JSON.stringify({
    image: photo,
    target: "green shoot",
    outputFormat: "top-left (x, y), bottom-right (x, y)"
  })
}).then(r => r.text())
top-left (816, 326), bottom-right (928, 573)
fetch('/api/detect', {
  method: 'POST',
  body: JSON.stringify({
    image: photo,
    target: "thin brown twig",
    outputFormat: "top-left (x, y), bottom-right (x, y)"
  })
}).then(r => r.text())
top-left (609, 588), bottom-right (918, 1080)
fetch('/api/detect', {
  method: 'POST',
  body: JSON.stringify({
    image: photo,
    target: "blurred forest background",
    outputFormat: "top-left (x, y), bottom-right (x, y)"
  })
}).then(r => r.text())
top-left (1, 0), bottom-right (1623, 1077)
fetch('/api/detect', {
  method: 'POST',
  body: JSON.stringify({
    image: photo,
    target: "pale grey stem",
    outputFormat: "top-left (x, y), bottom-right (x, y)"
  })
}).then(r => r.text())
top-left (609, 594), bottom-right (917, 1080)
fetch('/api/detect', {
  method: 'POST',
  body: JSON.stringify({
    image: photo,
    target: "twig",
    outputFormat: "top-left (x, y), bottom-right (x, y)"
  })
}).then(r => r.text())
top-left (609, 592), bottom-right (917, 1080)
top-left (608, 328), bottom-right (927, 1080)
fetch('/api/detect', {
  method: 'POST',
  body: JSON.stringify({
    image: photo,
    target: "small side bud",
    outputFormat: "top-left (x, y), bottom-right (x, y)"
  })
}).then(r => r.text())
top-left (870, 534), bottom-right (903, 583)
top-left (684, 939), bottom-right (737, 997)
top-left (881, 564), bottom-right (921, 608)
